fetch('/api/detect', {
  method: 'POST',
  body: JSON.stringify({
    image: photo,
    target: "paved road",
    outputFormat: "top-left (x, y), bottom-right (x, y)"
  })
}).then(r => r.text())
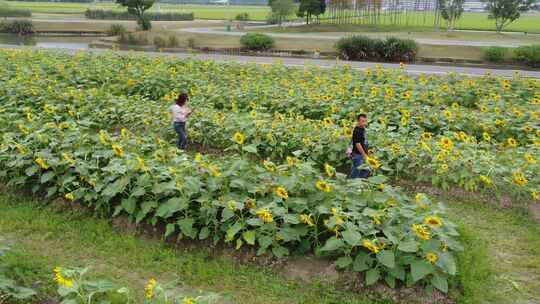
top-left (179, 27), bottom-right (538, 47)
top-left (1, 44), bottom-right (539, 79)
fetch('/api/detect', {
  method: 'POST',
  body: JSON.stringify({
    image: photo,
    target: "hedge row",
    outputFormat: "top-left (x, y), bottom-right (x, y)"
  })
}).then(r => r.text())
top-left (483, 45), bottom-right (540, 67)
top-left (85, 9), bottom-right (194, 21)
top-left (336, 35), bottom-right (418, 62)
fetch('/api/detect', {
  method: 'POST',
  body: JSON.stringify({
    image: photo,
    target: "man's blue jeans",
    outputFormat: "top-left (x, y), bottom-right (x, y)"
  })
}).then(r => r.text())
top-left (174, 122), bottom-right (187, 150)
top-left (350, 153), bottom-right (370, 179)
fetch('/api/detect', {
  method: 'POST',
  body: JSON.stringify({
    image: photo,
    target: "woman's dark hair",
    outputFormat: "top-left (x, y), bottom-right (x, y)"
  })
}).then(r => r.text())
top-left (357, 113), bottom-right (367, 120)
top-left (176, 92), bottom-right (189, 106)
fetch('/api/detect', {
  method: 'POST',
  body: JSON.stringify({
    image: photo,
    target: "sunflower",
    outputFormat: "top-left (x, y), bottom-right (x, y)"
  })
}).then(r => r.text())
top-left (111, 144), bottom-right (124, 157)
top-left (343, 127), bottom-right (353, 137)
top-left (255, 208), bottom-right (273, 223)
top-left (322, 117), bottom-right (333, 127)
top-left (482, 132), bottom-right (491, 141)
top-left (275, 186), bottom-right (289, 200)
top-left (421, 132), bottom-right (432, 141)
top-left (438, 137), bottom-right (454, 150)
top-left (362, 239), bottom-right (380, 254)
top-left (440, 163), bottom-right (449, 172)
top-left (249, 110), bottom-right (257, 119)
top-left (233, 132), bottom-right (245, 145)
top-left (524, 153), bottom-right (536, 164)
top-left (366, 157), bottom-right (381, 169)
top-left (245, 199), bottom-right (257, 209)
top-left (324, 163), bottom-right (335, 177)
top-left (35, 157), bottom-right (49, 170)
top-left (424, 216), bottom-right (443, 227)
top-left (479, 175), bottom-right (492, 186)
top-left (263, 160), bottom-right (276, 172)
top-left (316, 180), bottom-right (331, 192)
top-left (412, 224), bottom-right (431, 240)
top-left (299, 214), bottom-right (315, 227)
top-left (144, 278), bottom-right (157, 299)
top-left (443, 110), bottom-right (452, 120)
top-left (513, 175), bottom-right (528, 186)
top-left (532, 191), bottom-right (539, 201)
top-left (64, 192), bottom-right (75, 201)
top-left (426, 252), bottom-right (438, 264)
top-left (507, 137), bottom-right (518, 148)
top-left (208, 165), bottom-right (221, 177)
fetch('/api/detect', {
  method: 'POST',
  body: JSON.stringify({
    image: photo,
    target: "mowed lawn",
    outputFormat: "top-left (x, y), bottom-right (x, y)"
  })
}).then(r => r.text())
top-left (6, 1), bottom-right (540, 32)
top-left (6, 1), bottom-right (270, 20)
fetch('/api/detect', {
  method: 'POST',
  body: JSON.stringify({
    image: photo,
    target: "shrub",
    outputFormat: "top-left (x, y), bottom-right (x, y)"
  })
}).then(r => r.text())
top-left (335, 35), bottom-right (381, 61)
top-left (153, 36), bottom-right (168, 48)
top-left (0, 7), bottom-right (31, 17)
top-left (235, 12), bottom-right (250, 21)
top-left (0, 20), bottom-right (35, 35)
top-left (483, 47), bottom-right (508, 63)
top-left (187, 37), bottom-right (196, 49)
top-left (106, 23), bottom-right (127, 36)
top-left (168, 35), bottom-right (179, 48)
top-left (240, 33), bottom-right (275, 51)
top-left (513, 44), bottom-right (540, 67)
top-left (382, 37), bottom-right (418, 62)
top-left (118, 33), bottom-right (148, 45)
top-left (85, 9), bottom-right (194, 21)
top-left (336, 35), bottom-right (419, 62)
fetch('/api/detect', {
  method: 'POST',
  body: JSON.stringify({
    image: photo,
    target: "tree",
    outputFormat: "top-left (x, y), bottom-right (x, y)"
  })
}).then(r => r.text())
top-left (297, 0), bottom-right (326, 24)
top-left (482, 0), bottom-right (536, 32)
top-left (116, 0), bottom-right (155, 31)
top-left (270, 0), bottom-right (295, 26)
top-left (438, 0), bottom-right (464, 30)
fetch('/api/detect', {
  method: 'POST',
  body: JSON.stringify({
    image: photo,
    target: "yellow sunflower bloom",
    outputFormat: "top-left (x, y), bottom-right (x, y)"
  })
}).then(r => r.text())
top-left (316, 180), bottom-right (331, 192)
top-left (366, 157), bottom-right (381, 169)
top-left (412, 224), bottom-right (431, 241)
top-left (426, 252), bottom-right (438, 264)
top-left (233, 132), bottom-right (245, 145)
top-left (275, 186), bottom-right (289, 200)
top-left (111, 144), bottom-right (124, 157)
top-left (424, 216), bottom-right (443, 228)
top-left (362, 239), bottom-right (380, 254)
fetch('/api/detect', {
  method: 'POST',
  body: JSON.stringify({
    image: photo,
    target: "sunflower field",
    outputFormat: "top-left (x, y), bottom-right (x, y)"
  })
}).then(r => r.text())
top-left (0, 49), bottom-right (538, 295)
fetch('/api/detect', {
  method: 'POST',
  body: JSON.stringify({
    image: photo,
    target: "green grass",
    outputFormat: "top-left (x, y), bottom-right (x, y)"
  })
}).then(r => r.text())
top-left (2, 187), bottom-right (540, 303)
top-left (6, 1), bottom-right (270, 20)
top-left (0, 190), bottom-right (390, 304)
top-left (443, 199), bottom-right (540, 303)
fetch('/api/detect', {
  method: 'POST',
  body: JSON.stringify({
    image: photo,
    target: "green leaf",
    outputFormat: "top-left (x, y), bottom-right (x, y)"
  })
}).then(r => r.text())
top-left (40, 171), bottom-right (55, 183)
top-left (411, 260), bottom-right (434, 282)
top-left (226, 221), bottom-right (244, 242)
top-left (437, 252), bottom-right (457, 275)
top-left (258, 236), bottom-right (272, 250)
top-left (25, 166), bottom-right (38, 177)
top-left (365, 268), bottom-right (380, 285)
top-left (121, 198), bottom-right (136, 215)
top-left (431, 274), bottom-right (448, 293)
top-left (335, 256), bottom-right (353, 269)
top-left (102, 176), bottom-right (130, 197)
top-left (398, 240), bottom-right (418, 253)
top-left (199, 227), bottom-right (210, 240)
top-left (236, 238), bottom-right (243, 250)
top-left (165, 223), bottom-right (176, 238)
top-left (377, 250), bottom-right (395, 268)
top-left (320, 237), bottom-right (344, 252)
top-left (353, 252), bottom-right (370, 272)
top-left (243, 230), bottom-right (256, 245)
top-left (384, 275), bottom-right (396, 288)
top-left (242, 145), bottom-right (258, 153)
top-left (177, 218), bottom-right (196, 239)
top-left (156, 197), bottom-right (188, 219)
top-left (342, 229), bottom-right (362, 246)
top-left (272, 245), bottom-right (289, 258)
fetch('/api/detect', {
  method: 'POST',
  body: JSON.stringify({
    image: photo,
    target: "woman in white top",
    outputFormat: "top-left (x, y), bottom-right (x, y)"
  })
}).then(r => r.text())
top-left (171, 92), bottom-right (193, 150)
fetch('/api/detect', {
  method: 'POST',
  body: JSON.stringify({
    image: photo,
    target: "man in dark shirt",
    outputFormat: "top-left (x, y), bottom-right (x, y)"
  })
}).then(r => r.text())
top-left (350, 113), bottom-right (370, 178)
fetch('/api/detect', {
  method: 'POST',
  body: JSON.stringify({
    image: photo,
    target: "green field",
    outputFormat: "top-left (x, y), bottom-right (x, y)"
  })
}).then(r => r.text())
top-left (5, 1), bottom-right (270, 20)
top-left (5, 1), bottom-right (540, 32)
